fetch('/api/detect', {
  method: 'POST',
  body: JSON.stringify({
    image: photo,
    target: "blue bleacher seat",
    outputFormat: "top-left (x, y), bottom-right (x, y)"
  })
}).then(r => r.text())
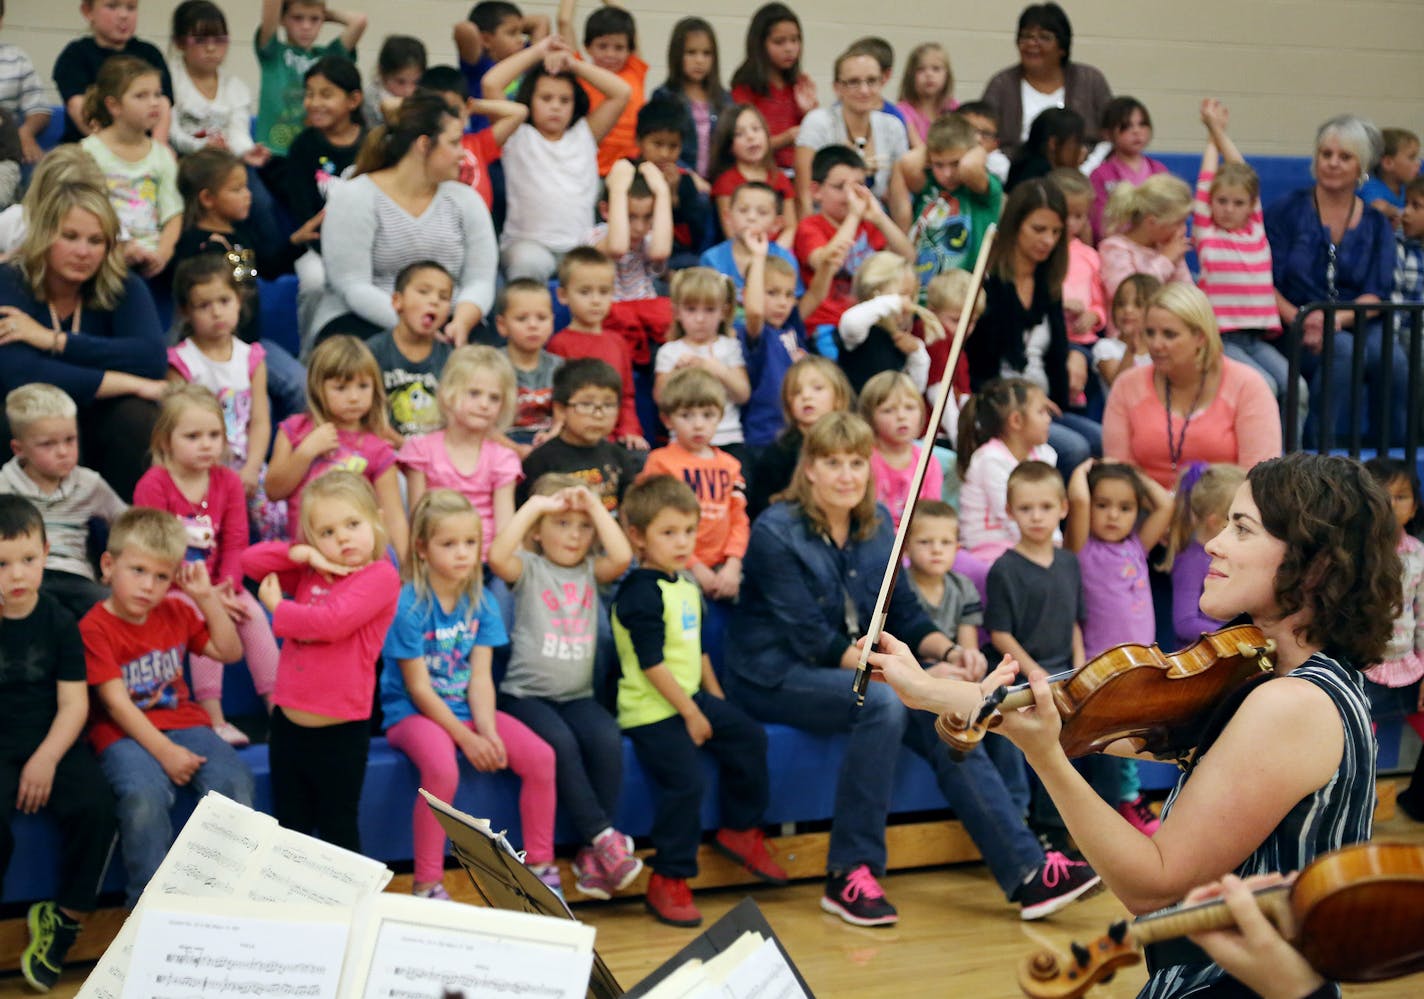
top-left (37, 106), bottom-right (65, 153)
top-left (258, 274), bottom-right (301, 358)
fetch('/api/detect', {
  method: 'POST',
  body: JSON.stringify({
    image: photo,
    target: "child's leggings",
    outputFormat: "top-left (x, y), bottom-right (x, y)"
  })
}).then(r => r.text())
top-left (386, 711), bottom-right (556, 884)
top-left (175, 588), bottom-right (279, 703)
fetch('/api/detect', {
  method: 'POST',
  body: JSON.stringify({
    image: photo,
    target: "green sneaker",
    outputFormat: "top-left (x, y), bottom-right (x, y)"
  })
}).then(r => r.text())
top-left (21, 900), bottom-right (80, 993)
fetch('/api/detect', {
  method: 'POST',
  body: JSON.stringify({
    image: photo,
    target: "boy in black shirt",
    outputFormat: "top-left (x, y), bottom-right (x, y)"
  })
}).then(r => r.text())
top-left (52, 0), bottom-right (173, 144)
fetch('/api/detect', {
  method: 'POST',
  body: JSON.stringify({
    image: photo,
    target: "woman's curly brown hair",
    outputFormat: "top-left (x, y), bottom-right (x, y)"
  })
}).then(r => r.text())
top-left (1248, 453), bottom-right (1401, 667)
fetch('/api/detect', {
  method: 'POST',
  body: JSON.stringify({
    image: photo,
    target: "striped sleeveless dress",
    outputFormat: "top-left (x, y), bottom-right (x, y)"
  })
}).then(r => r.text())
top-left (1138, 654), bottom-right (1376, 999)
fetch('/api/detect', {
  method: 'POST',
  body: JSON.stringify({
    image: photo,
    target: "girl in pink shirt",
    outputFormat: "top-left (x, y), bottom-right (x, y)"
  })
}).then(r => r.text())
top-left (1088, 97), bottom-right (1168, 241)
top-left (243, 470), bottom-right (401, 852)
top-left (1099, 174), bottom-right (1194, 336)
top-left (135, 385), bottom-right (279, 747)
top-left (894, 43), bottom-right (956, 144)
top-left (1048, 169), bottom-right (1107, 408)
top-left (861, 370), bottom-right (941, 525)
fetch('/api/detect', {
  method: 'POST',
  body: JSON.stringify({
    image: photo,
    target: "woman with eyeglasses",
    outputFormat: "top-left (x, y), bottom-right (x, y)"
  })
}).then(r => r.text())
top-left (980, 3), bottom-right (1112, 161)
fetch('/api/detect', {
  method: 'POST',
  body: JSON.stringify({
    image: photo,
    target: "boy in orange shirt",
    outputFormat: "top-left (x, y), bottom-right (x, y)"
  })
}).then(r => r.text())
top-left (557, 0), bottom-right (645, 174)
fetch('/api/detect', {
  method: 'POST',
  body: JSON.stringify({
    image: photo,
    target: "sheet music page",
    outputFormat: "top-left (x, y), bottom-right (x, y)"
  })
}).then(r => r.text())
top-left (340, 894), bottom-right (595, 999)
top-left (146, 792), bottom-right (276, 900)
top-left (119, 898), bottom-right (350, 999)
top-left (75, 919), bottom-right (137, 999)
top-left (709, 937), bottom-right (810, 999)
top-left (627, 961), bottom-right (712, 999)
top-left (245, 826), bottom-right (393, 905)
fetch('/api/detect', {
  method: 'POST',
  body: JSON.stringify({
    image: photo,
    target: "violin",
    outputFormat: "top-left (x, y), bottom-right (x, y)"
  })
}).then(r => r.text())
top-left (934, 625), bottom-right (1275, 759)
top-left (1017, 841), bottom-right (1424, 998)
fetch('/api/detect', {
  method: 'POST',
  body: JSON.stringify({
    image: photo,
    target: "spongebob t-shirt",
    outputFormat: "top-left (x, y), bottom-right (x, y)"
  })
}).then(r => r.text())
top-left (277, 414), bottom-right (395, 542)
top-left (366, 332), bottom-right (451, 438)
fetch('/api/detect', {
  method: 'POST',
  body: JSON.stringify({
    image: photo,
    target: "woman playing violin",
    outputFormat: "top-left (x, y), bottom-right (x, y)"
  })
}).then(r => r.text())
top-left (873, 451), bottom-right (1400, 998)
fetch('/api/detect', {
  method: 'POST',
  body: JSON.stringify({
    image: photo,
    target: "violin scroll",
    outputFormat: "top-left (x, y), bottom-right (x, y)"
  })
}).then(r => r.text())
top-left (1018, 922), bottom-right (1141, 999)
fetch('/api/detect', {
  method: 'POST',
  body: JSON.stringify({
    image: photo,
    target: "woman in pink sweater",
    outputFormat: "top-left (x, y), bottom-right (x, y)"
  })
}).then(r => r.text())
top-left (1103, 284), bottom-right (1280, 488)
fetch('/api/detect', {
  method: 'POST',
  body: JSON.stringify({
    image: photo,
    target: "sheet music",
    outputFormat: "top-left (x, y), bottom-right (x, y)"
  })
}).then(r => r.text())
top-left (147, 793), bottom-right (276, 899)
top-left (245, 827), bottom-right (393, 905)
top-left (75, 919), bottom-right (136, 999)
top-left (711, 937), bottom-right (810, 999)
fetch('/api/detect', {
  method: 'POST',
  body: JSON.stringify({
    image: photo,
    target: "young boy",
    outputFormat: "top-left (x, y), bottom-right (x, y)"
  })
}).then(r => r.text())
top-left (905, 500), bottom-right (984, 657)
top-left (366, 260), bottom-right (455, 441)
top-left (453, 0), bottom-right (549, 130)
top-left (421, 64), bottom-right (527, 211)
top-left (52, 0), bottom-right (173, 145)
top-left (795, 146), bottom-right (914, 344)
top-left (739, 245), bottom-right (809, 448)
top-left (1394, 177), bottom-right (1424, 304)
top-left (255, 0), bottom-right (367, 159)
top-left (496, 278), bottom-right (564, 458)
top-left (0, 385), bottom-right (126, 619)
top-left (700, 182), bottom-right (803, 303)
top-left (924, 269), bottom-right (985, 439)
top-left (893, 113), bottom-right (1003, 291)
top-left (612, 475), bottom-right (785, 926)
top-left (81, 507), bottom-right (254, 909)
top-left (635, 97), bottom-right (711, 262)
top-left (519, 358), bottom-right (642, 512)
top-left (589, 158), bottom-right (673, 367)
top-left (548, 246), bottom-right (647, 449)
top-left (640, 369), bottom-right (749, 601)
top-left (0, 496), bottom-right (117, 992)
top-left (558, 0), bottom-right (645, 174)
top-left (0, 2), bottom-right (51, 165)
top-left (956, 100), bottom-right (1011, 185)
top-left (1363, 127), bottom-right (1421, 226)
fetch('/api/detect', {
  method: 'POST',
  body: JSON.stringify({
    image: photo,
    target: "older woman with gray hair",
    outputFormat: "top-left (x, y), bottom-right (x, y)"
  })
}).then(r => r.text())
top-left (1265, 113), bottom-right (1405, 445)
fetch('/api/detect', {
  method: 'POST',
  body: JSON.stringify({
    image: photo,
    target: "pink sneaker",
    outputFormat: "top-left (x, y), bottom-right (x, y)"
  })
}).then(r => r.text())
top-left (1118, 796), bottom-right (1161, 835)
top-left (413, 882), bottom-right (450, 900)
top-left (213, 721), bottom-right (250, 748)
top-left (594, 830), bottom-right (643, 891)
top-left (573, 846), bottom-right (613, 899)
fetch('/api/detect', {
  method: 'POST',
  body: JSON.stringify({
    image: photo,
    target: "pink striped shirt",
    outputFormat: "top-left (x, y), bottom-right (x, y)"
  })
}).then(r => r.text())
top-left (1192, 170), bottom-right (1280, 333)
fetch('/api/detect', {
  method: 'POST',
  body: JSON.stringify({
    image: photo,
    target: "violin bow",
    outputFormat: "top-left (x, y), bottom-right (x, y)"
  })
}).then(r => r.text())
top-left (852, 224), bottom-right (997, 706)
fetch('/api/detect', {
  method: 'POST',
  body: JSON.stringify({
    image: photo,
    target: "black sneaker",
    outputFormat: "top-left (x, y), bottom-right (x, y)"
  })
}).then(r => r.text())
top-left (22, 900), bottom-right (80, 993)
top-left (1018, 851), bottom-right (1102, 920)
top-left (820, 864), bottom-right (898, 926)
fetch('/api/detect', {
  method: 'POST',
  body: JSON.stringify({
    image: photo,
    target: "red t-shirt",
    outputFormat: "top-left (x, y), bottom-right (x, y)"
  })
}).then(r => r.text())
top-left (547, 327), bottom-right (641, 439)
top-left (459, 130), bottom-right (502, 209)
top-left (793, 214), bottom-right (887, 328)
top-left (731, 80), bottom-right (806, 170)
top-left (710, 165), bottom-right (796, 201)
top-left (82, 598), bottom-right (212, 754)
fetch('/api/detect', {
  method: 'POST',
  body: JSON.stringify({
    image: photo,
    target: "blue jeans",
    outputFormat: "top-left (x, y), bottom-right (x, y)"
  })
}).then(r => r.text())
top-left (1222, 332), bottom-right (1308, 434)
top-left (984, 732), bottom-right (1031, 817)
top-left (1048, 413), bottom-right (1102, 477)
top-left (261, 339), bottom-right (308, 424)
top-left (100, 727), bottom-right (255, 907)
top-left (725, 665), bottom-right (907, 875)
top-left (1302, 319), bottom-right (1410, 447)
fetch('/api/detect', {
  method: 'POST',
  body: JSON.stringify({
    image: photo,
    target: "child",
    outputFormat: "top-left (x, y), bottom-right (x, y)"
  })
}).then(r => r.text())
top-left (796, 145), bottom-right (915, 346)
top-left (1394, 177), bottom-right (1424, 304)
top-left (642, 368), bottom-right (749, 601)
top-left (520, 358), bottom-right (643, 512)
top-left (956, 100), bottom-right (1011, 185)
top-left (1089, 97), bottom-right (1168, 241)
top-left (892, 113), bottom-right (1002, 290)
top-left (1047, 168), bottom-right (1105, 408)
top-left (700, 182), bottom-right (802, 300)
top-left (1092, 274), bottom-right (1158, 391)
top-left (652, 268), bottom-right (750, 456)
top-left (400, 346), bottom-right (523, 558)
top-left (169, 0), bottom-right (266, 164)
top-left (366, 260), bottom-right (455, 441)
top-left (729, 3), bottom-right (815, 172)
top-left (547, 246), bottom-right (646, 448)
top-left (484, 34), bottom-right (632, 282)
top-left (1362, 128), bottom-right (1421, 226)
top-left (265, 335), bottom-right (408, 562)
top-left (254, 0), bottom-right (366, 159)
top-left (612, 475), bottom-right (785, 926)
top-left (835, 251), bottom-right (938, 395)
top-left (956, 377), bottom-right (1055, 565)
top-left (0, 385), bottom-right (126, 619)
top-left (283, 56), bottom-right (367, 263)
top-left (488, 475), bottom-right (639, 897)
top-left (922, 269), bottom-right (985, 438)
top-left (739, 248), bottom-right (808, 450)
top-left (636, 97), bottom-right (712, 263)
top-left (79, 56), bottom-right (182, 278)
top-left (557, 0), bottom-right (646, 175)
top-left (745, 355), bottom-right (852, 518)
top-left (134, 386), bottom-right (279, 746)
top-left (860, 370), bottom-right (941, 525)
top-left (589, 158), bottom-right (673, 368)
top-left (651, 17), bottom-right (733, 181)
top-left (364, 35), bottom-right (426, 127)
top-left (709, 106), bottom-right (798, 248)
top-left (1005, 108), bottom-right (1084, 192)
top-left (904, 500), bottom-right (982, 655)
top-left (0, 14), bottom-right (48, 166)
top-left (1361, 457), bottom-right (1424, 821)
top-left (242, 470), bottom-right (400, 850)
top-left (1099, 174), bottom-right (1194, 332)
top-left (1064, 459), bottom-right (1173, 833)
top-left (895, 43), bottom-right (955, 144)
top-left (420, 64), bottom-right (527, 212)
top-left (82, 506), bottom-right (253, 908)
top-left (1158, 461), bottom-right (1244, 647)
top-left (0, 495), bottom-right (117, 993)
top-left (496, 279), bottom-right (564, 457)
top-left (382, 490), bottom-right (558, 898)
top-left (53, 0), bottom-right (173, 145)
top-left (453, 0), bottom-right (551, 131)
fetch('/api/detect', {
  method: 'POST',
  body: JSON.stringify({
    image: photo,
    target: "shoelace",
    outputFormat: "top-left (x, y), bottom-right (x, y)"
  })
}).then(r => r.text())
top-left (1040, 851), bottom-right (1077, 888)
top-left (843, 865), bottom-right (886, 901)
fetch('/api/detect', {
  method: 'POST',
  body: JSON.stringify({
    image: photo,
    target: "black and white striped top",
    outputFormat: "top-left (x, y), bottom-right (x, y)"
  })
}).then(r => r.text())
top-left (1139, 653), bottom-right (1376, 999)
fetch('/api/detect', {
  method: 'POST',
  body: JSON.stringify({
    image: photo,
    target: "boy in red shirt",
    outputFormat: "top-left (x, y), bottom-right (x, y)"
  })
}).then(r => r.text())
top-left (558, 0), bottom-right (645, 174)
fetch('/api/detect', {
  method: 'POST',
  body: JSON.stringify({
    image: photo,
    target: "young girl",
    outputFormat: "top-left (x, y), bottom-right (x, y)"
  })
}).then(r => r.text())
top-left (836, 251), bottom-right (939, 396)
top-left (709, 104), bottom-right (798, 245)
top-left (1361, 459), bottom-right (1424, 736)
top-left (860, 370), bottom-right (940, 525)
top-left (653, 268), bottom-right (751, 454)
top-left (487, 476), bottom-right (639, 899)
top-left (746, 355), bottom-right (854, 518)
top-left (956, 376), bottom-right (1055, 564)
top-left (243, 470), bottom-right (402, 850)
top-left (399, 346), bottom-right (523, 558)
top-left (382, 490), bottom-right (558, 898)
top-left (1098, 173), bottom-right (1194, 333)
top-left (169, 0), bottom-right (267, 165)
top-left (364, 35), bottom-right (426, 127)
top-left (1064, 459), bottom-right (1173, 834)
top-left (134, 385), bottom-right (279, 746)
top-left (1047, 169), bottom-right (1105, 409)
top-left (1158, 461), bottom-right (1245, 647)
top-left (1092, 273), bottom-right (1160, 390)
top-left (729, 3), bottom-right (816, 171)
top-left (1005, 108), bottom-right (1084, 193)
top-left (265, 335), bottom-right (409, 562)
top-left (652, 17), bottom-right (733, 181)
top-left (79, 56), bottom-right (182, 278)
top-left (1088, 97), bottom-right (1168, 241)
top-left (484, 35), bottom-right (632, 283)
top-left (895, 43), bottom-right (956, 145)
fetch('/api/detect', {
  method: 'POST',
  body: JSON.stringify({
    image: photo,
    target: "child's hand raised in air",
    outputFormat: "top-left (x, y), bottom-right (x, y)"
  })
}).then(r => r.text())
top-left (639, 159), bottom-right (672, 196)
top-left (793, 75), bottom-right (818, 114)
top-left (1068, 457), bottom-right (1095, 502)
top-left (1200, 98), bottom-right (1229, 132)
top-left (607, 158), bottom-right (637, 191)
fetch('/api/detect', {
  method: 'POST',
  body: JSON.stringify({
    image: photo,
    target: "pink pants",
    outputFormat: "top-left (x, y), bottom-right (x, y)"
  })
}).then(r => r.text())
top-left (175, 587), bottom-right (279, 702)
top-left (386, 711), bottom-right (556, 883)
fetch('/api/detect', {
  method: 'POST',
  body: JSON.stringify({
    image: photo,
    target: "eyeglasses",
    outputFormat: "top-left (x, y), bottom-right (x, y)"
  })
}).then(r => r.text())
top-left (567, 401), bottom-right (617, 416)
top-left (836, 77), bottom-right (880, 91)
top-left (974, 127), bottom-right (999, 141)
top-left (186, 34), bottom-right (230, 46)
top-left (1017, 30), bottom-right (1058, 45)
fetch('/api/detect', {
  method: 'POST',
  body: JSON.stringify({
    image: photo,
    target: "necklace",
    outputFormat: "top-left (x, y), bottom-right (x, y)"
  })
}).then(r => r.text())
top-left (1312, 188), bottom-right (1358, 301)
top-left (1163, 368), bottom-right (1207, 473)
